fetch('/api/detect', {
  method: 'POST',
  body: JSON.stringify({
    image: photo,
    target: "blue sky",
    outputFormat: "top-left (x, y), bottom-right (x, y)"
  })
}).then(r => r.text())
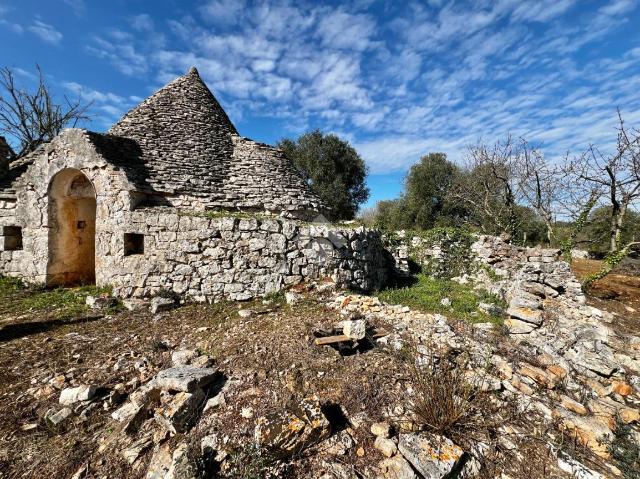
top-left (1, 0), bottom-right (639, 208)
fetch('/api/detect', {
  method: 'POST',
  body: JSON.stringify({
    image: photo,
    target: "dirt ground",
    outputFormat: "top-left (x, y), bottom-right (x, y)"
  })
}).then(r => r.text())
top-left (571, 258), bottom-right (640, 335)
top-left (1, 259), bottom-right (638, 478)
top-left (0, 289), bottom-right (408, 479)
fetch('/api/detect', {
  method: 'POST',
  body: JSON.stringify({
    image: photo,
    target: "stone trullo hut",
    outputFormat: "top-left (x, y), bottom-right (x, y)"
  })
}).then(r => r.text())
top-left (0, 68), bottom-right (386, 301)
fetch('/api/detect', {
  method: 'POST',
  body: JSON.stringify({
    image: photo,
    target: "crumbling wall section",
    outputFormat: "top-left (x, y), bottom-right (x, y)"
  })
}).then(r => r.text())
top-left (105, 212), bottom-right (388, 301)
top-left (387, 232), bottom-right (586, 333)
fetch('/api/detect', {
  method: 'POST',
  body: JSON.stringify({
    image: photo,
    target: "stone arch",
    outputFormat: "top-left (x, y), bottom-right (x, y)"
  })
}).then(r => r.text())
top-left (47, 168), bottom-right (96, 286)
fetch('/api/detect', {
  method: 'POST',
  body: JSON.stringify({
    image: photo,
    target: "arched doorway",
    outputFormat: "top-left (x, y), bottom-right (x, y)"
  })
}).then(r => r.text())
top-left (47, 169), bottom-right (96, 286)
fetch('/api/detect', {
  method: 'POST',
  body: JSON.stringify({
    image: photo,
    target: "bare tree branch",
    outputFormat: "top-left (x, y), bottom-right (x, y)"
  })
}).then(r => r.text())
top-left (0, 65), bottom-right (92, 159)
top-left (566, 110), bottom-right (640, 252)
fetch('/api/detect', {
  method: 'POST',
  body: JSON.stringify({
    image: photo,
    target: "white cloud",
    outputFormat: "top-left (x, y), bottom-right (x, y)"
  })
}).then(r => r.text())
top-left (599, 0), bottom-right (639, 16)
top-left (355, 136), bottom-right (467, 174)
top-left (62, 0), bottom-right (86, 16)
top-left (28, 20), bottom-right (63, 44)
top-left (509, 0), bottom-right (576, 22)
top-left (87, 34), bottom-right (149, 75)
top-left (200, 0), bottom-right (246, 26)
top-left (316, 10), bottom-right (375, 51)
top-left (130, 14), bottom-right (154, 32)
top-left (76, 0), bottom-right (640, 180)
top-left (62, 81), bottom-right (134, 128)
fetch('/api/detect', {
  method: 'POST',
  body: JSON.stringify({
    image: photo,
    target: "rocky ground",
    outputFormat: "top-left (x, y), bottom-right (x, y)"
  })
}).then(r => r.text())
top-left (0, 247), bottom-right (639, 478)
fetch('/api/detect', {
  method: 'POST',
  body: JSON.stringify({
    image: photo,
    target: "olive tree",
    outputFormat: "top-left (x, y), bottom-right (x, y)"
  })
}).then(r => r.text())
top-left (278, 130), bottom-right (369, 221)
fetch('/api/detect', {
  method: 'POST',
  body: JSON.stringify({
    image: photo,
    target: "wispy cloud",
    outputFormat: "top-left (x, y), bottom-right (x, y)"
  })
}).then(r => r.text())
top-left (75, 0), bottom-right (640, 177)
top-left (62, 81), bottom-right (135, 128)
top-left (0, 5), bottom-right (22, 33)
top-left (62, 0), bottom-right (86, 17)
top-left (28, 20), bottom-right (63, 44)
top-left (86, 31), bottom-right (150, 75)
top-left (130, 14), bottom-right (153, 32)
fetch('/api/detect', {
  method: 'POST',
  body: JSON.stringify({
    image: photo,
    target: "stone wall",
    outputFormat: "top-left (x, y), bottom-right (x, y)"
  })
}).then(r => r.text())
top-left (0, 199), bottom-right (21, 274)
top-left (105, 211), bottom-right (388, 301)
top-left (0, 129), bottom-right (386, 300)
top-left (386, 232), bottom-right (586, 333)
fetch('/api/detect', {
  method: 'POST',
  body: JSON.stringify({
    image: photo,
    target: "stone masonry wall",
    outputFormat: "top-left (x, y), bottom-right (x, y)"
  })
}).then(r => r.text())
top-left (0, 129), bottom-right (137, 282)
top-left (387, 232), bottom-right (586, 333)
top-left (0, 128), bottom-right (386, 299)
top-left (106, 212), bottom-right (388, 301)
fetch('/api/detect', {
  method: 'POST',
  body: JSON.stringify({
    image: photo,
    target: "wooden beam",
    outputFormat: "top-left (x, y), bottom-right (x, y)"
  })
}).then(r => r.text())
top-left (314, 335), bottom-right (350, 346)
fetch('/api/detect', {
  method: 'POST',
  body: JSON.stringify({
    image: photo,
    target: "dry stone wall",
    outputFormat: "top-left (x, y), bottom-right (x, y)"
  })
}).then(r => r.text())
top-left (105, 211), bottom-right (388, 302)
top-left (387, 232), bottom-right (586, 332)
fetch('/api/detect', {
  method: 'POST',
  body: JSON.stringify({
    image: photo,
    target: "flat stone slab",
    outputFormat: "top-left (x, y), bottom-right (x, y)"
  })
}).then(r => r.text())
top-left (59, 385), bottom-right (97, 405)
top-left (153, 367), bottom-right (218, 393)
top-left (398, 433), bottom-right (467, 478)
top-left (506, 306), bottom-right (543, 325)
top-left (504, 318), bottom-right (537, 334)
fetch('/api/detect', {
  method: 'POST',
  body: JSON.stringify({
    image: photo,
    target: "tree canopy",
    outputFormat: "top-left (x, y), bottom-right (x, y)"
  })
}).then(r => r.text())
top-left (277, 130), bottom-right (369, 221)
top-left (375, 153), bottom-right (466, 230)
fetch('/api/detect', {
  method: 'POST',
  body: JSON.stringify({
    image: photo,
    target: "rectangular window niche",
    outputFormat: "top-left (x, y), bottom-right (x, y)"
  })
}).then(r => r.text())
top-left (2, 226), bottom-right (23, 251)
top-left (124, 233), bottom-right (144, 256)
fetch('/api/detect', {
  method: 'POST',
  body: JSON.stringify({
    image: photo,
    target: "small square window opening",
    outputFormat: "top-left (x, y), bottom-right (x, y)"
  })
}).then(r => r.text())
top-left (124, 233), bottom-right (144, 256)
top-left (2, 226), bottom-right (22, 251)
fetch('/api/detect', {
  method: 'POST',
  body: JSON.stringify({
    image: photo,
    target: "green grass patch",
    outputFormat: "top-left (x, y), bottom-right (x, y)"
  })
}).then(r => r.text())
top-left (0, 276), bottom-right (24, 292)
top-left (379, 274), bottom-right (505, 324)
top-left (0, 277), bottom-right (113, 320)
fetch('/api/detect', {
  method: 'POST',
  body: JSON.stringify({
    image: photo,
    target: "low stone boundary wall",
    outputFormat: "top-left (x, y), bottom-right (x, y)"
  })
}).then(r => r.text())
top-left (106, 211), bottom-right (388, 301)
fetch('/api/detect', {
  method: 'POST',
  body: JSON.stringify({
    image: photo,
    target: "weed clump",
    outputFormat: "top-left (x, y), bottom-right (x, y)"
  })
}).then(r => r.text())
top-left (607, 419), bottom-right (640, 478)
top-left (411, 353), bottom-right (488, 443)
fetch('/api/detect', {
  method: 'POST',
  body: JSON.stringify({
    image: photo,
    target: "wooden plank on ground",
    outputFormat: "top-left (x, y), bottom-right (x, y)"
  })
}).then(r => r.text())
top-left (314, 335), bottom-right (350, 346)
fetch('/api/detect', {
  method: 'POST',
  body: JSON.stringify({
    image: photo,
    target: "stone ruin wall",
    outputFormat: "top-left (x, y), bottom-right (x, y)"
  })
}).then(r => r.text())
top-left (0, 196), bottom-right (18, 264)
top-left (103, 211), bottom-right (388, 302)
top-left (389, 232), bottom-right (585, 332)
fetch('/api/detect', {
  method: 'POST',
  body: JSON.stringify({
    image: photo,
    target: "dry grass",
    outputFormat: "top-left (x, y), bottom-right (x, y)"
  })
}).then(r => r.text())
top-left (410, 353), bottom-right (484, 442)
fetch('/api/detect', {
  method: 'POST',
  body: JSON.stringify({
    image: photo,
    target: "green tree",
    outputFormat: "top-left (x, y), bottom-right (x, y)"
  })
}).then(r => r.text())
top-left (579, 206), bottom-right (640, 256)
top-left (374, 198), bottom-right (407, 230)
top-left (277, 130), bottom-right (369, 221)
top-left (402, 153), bottom-right (466, 229)
top-left (374, 153), bottom-right (466, 230)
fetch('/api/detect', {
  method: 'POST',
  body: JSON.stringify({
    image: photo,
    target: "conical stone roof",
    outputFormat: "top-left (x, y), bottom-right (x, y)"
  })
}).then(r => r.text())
top-left (107, 67), bottom-right (324, 218)
top-left (108, 67), bottom-right (238, 198)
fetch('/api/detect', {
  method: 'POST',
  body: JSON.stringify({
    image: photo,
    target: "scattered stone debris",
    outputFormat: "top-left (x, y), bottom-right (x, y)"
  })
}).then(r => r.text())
top-left (45, 407), bottom-right (73, 427)
top-left (59, 385), bottom-right (97, 405)
top-left (150, 296), bottom-right (177, 315)
top-left (86, 294), bottom-right (119, 310)
top-left (397, 433), bottom-right (468, 478)
top-left (254, 396), bottom-right (331, 458)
